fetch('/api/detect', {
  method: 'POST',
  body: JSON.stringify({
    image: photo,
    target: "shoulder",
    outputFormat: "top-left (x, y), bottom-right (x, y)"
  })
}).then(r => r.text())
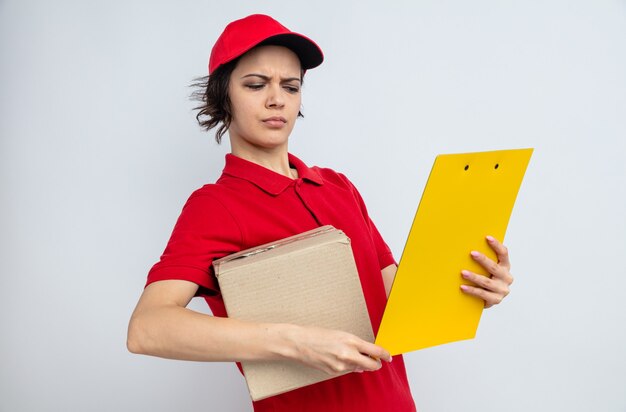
top-left (178, 184), bottom-right (240, 225)
top-left (186, 183), bottom-right (230, 203)
top-left (171, 184), bottom-right (243, 245)
top-left (310, 164), bottom-right (370, 211)
top-left (311, 165), bottom-right (356, 190)
top-left (185, 176), bottom-right (255, 205)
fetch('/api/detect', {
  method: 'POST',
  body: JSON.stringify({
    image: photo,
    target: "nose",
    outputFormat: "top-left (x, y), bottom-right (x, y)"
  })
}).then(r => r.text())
top-left (265, 83), bottom-right (284, 109)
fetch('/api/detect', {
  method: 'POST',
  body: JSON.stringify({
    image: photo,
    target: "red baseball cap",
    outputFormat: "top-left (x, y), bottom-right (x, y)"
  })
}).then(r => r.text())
top-left (208, 14), bottom-right (324, 74)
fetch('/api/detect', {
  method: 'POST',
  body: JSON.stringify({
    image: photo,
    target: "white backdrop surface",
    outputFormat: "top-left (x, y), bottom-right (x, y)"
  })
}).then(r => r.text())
top-left (1, 1), bottom-right (625, 411)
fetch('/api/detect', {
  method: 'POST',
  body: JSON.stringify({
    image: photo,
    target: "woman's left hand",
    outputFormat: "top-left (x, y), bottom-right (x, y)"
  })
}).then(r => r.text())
top-left (460, 236), bottom-right (514, 308)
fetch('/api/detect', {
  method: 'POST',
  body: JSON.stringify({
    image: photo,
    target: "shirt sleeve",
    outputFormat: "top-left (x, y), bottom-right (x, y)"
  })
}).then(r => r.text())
top-left (340, 174), bottom-right (397, 270)
top-left (146, 189), bottom-right (242, 297)
top-left (366, 214), bottom-right (397, 270)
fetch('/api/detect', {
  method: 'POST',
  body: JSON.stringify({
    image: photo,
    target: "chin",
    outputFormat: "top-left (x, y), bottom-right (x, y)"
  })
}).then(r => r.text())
top-left (257, 140), bottom-right (289, 150)
top-left (230, 127), bottom-right (293, 151)
top-left (252, 132), bottom-right (291, 148)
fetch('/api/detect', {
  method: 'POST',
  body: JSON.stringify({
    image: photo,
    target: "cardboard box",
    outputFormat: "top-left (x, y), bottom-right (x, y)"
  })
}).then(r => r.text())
top-left (213, 225), bottom-right (374, 401)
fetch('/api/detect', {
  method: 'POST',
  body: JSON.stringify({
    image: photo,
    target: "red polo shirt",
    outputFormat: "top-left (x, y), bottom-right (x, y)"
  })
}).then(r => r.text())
top-left (147, 153), bottom-right (416, 412)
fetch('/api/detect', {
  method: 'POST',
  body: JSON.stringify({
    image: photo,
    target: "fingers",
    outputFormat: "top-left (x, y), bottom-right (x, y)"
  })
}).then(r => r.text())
top-left (461, 270), bottom-right (509, 295)
top-left (486, 235), bottom-right (511, 270)
top-left (320, 351), bottom-right (379, 375)
top-left (459, 283), bottom-right (505, 308)
top-left (335, 338), bottom-right (390, 374)
top-left (292, 326), bottom-right (391, 376)
top-left (461, 269), bottom-right (510, 307)
top-left (355, 340), bottom-right (392, 363)
top-left (323, 342), bottom-right (387, 375)
top-left (461, 237), bottom-right (514, 308)
top-left (351, 353), bottom-right (382, 373)
top-left (469, 249), bottom-right (513, 284)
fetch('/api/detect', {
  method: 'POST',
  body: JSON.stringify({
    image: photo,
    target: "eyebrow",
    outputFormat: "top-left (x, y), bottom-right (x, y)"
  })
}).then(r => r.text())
top-left (240, 73), bottom-right (301, 83)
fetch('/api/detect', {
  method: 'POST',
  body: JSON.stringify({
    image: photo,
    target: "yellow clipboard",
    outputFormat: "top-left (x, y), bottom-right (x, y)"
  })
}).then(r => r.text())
top-left (375, 148), bottom-right (533, 355)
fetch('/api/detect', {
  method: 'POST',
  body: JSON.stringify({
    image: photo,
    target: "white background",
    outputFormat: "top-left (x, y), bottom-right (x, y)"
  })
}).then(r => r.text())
top-left (1, 1), bottom-right (625, 411)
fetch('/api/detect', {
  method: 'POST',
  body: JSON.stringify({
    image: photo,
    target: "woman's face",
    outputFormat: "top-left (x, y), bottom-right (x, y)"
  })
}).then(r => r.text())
top-left (227, 45), bottom-right (302, 153)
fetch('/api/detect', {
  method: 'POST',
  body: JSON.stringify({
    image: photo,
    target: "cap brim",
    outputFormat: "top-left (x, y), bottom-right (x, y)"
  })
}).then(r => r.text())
top-left (258, 33), bottom-right (324, 70)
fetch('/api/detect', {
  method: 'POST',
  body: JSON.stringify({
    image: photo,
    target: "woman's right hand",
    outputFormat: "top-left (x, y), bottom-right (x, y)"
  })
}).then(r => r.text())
top-left (281, 324), bottom-right (392, 375)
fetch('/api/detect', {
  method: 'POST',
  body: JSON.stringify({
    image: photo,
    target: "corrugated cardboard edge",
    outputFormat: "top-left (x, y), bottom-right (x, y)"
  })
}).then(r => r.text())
top-left (242, 361), bottom-right (350, 401)
top-left (213, 225), bottom-right (337, 274)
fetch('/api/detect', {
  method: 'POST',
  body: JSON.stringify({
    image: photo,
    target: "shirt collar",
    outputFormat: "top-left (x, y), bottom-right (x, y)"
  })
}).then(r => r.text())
top-left (221, 153), bottom-right (324, 195)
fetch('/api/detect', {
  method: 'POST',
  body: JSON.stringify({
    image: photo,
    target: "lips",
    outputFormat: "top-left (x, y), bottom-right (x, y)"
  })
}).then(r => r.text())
top-left (263, 116), bottom-right (286, 123)
top-left (262, 116), bottom-right (287, 128)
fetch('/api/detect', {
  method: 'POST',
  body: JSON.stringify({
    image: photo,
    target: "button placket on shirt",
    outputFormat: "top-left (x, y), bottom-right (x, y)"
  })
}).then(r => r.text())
top-left (293, 179), bottom-right (323, 226)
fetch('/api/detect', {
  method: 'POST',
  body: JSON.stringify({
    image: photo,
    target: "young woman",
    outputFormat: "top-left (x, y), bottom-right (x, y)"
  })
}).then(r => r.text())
top-left (127, 14), bottom-right (514, 412)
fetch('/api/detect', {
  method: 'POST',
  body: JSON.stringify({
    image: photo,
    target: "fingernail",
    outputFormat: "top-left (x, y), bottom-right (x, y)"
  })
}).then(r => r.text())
top-left (470, 251), bottom-right (480, 258)
top-left (461, 270), bottom-right (470, 278)
top-left (460, 285), bottom-right (470, 291)
top-left (486, 235), bottom-right (495, 242)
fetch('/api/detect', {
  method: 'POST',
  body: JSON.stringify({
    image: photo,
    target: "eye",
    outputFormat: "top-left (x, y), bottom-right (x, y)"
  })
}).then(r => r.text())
top-left (283, 85), bottom-right (300, 94)
top-left (245, 83), bottom-right (264, 90)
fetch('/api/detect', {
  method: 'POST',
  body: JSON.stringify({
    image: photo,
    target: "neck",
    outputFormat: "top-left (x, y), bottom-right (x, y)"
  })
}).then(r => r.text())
top-left (230, 143), bottom-right (295, 178)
